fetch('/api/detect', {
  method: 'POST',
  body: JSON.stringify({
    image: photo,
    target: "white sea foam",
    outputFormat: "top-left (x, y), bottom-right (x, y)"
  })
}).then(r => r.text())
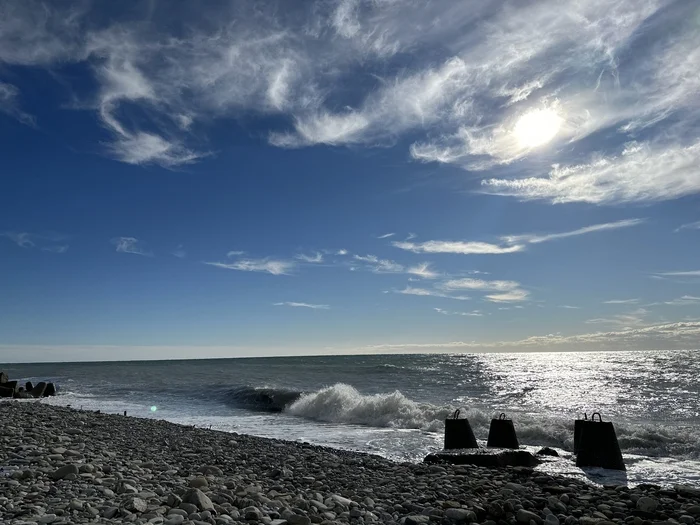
top-left (285, 383), bottom-right (451, 431)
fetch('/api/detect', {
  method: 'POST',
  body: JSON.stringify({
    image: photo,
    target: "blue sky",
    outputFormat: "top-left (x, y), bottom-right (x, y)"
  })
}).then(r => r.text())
top-left (1, 0), bottom-right (700, 362)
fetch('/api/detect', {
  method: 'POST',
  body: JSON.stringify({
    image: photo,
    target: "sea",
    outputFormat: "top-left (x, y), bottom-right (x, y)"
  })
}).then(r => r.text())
top-left (3, 350), bottom-right (700, 488)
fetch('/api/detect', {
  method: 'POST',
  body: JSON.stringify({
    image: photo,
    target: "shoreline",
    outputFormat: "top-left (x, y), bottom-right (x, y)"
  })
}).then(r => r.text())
top-left (2, 402), bottom-right (700, 525)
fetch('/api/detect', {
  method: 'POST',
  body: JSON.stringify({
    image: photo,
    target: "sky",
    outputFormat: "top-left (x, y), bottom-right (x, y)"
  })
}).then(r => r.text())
top-left (1, 0), bottom-right (700, 363)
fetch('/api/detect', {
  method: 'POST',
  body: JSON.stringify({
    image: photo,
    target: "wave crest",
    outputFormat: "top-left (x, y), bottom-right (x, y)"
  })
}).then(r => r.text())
top-left (285, 383), bottom-right (451, 431)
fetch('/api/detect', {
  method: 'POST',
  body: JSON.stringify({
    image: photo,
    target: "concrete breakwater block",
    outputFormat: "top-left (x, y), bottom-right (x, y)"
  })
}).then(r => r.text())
top-left (575, 413), bottom-right (625, 471)
top-left (424, 448), bottom-right (540, 467)
top-left (487, 413), bottom-right (519, 449)
top-left (444, 409), bottom-right (478, 449)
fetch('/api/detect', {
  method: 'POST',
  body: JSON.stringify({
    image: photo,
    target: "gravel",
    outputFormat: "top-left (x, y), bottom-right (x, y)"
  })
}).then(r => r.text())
top-left (1, 401), bottom-right (699, 525)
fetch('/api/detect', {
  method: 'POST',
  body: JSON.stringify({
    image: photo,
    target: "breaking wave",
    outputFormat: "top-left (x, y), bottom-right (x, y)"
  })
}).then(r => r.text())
top-left (283, 383), bottom-right (700, 459)
top-left (221, 386), bottom-right (302, 412)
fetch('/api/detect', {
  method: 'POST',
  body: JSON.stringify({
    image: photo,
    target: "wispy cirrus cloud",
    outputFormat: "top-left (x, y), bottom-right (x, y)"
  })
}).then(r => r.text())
top-left (653, 270), bottom-right (700, 278)
top-left (392, 219), bottom-right (642, 257)
top-left (675, 221), bottom-right (700, 232)
top-left (392, 240), bottom-right (523, 255)
top-left (501, 218), bottom-right (644, 245)
top-left (650, 295), bottom-right (700, 307)
top-left (172, 245), bottom-right (186, 258)
top-left (274, 302), bottom-right (329, 310)
top-left (295, 252), bottom-right (324, 263)
top-left (482, 141), bottom-right (700, 205)
top-left (604, 298), bottom-right (640, 305)
top-left (204, 258), bottom-right (295, 276)
top-left (439, 277), bottom-right (529, 303)
top-left (110, 237), bottom-right (152, 257)
top-left (394, 287), bottom-right (470, 301)
top-left (1, 231), bottom-right (68, 253)
top-left (434, 307), bottom-right (482, 317)
top-left (352, 254), bottom-right (439, 279)
top-left (376, 233), bottom-right (395, 239)
top-left (0, 82), bottom-right (35, 125)
top-left (2, 0), bottom-right (695, 199)
top-left (586, 308), bottom-right (648, 328)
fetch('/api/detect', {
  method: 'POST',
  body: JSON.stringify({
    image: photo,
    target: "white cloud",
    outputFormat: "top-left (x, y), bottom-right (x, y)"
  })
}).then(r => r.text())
top-left (377, 233), bottom-right (395, 239)
top-left (227, 251), bottom-right (246, 257)
top-left (172, 245), bottom-right (186, 258)
top-left (395, 287), bottom-right (470, 301)
top-left (559, 305), bottom-right (579, 309)
top-left (0, 82), bottom-right (34, 125)
top-left (1, 231), bottom-right (68, 253)
top-left (41, 245), bottom-right (69, 254)
top-left (434, 307), bottom-right (482, 317)
top-left (482, 141), bottom-right (700, 205)
top-left (336, 249), bottom-right (349, 256)
top-left (110, 236), bottom-right (152, 257)
top-left (295, 252), bottom-right (324, 263)
top-left (406, 263), bottom-right (439, 279)
top-left (364, 321), bottom-right (700, 352)
top-left (1, 232), bottom-right (35, 248)
top-left (393, 240), bottom-right (523, 255)
top-left (204, 258), bottom-right (295, 276)
top-left (440, 277), bottom-right (529, 303)
top-left (654, 270), bottom-right (700, 277)
top-left (353, 254), bottom-right (404, 273)
top-left (274, 302), bottom-right (329, 310)
top-left (676, 221), bottom-right (700, 232)
top-left (604, 298), bottom-right (640, 305)
top-left (502, 218), bottom-right (644, 245)
top-left (0, 0), bottom-right (692, 186)
top-left (586, 308), bottom-right (648, 328)
top-left (659, 296), bottom-right (700, 307)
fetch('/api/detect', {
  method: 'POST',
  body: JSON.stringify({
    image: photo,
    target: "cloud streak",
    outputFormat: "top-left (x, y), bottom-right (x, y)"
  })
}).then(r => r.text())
top-left (274, 302), bottom-right (330, 310)
top-left (393, 240), bottom-right (523, 255)
top-left (204, 258), bottom-right (295, 276)
top-left (110, 237), bottom-right (152, 257)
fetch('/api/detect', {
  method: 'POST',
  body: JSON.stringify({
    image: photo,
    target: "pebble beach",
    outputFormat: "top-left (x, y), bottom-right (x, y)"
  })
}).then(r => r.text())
top-left (2, 402), bottom-right (700, 525)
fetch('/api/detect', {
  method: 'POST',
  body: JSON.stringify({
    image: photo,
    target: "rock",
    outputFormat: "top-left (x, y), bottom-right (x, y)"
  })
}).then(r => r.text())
top-left (190, 476), bottom-right (208, 488)
top-left (199, 465), bottom-right (224, 476)
top-left (126, 497), bottom-right (148, 513)
top-left (545, 515), bottom-right (560, 525)
top-left (517, 509), bottom-right (543, 524)
top-left (686, 507), bottom-right (700, 516)
top-left (406, 516), bottom-right (431, 525)
top-left (0, 371), bottom-right (8, 383)
top-left (537, 447), bottom-right (560, 457)
top-left (288, 514), bottom-right (312, 525)
top-left (38, 514), bottom-right (57, 524)
top-left (445, 508), bottom-right (475, 522)
top-left (103, 507), bottom-right (120, 519)
top-left (636, 497), bottom-right (658, 513)
top-left (50, 464), bottom-right (79, 480)
top-left (167, 493), bottom-right (183, 507)
top-left (425, 449), bottom-right (540, 468)
top-left (179, 502), bottom-right (199, 515)
top-left (183, 488), bottom-right (215, 512)
top-left (331, 495), bottom-right (353, 507)
top-left (165, 516), bottom-right (185, 525)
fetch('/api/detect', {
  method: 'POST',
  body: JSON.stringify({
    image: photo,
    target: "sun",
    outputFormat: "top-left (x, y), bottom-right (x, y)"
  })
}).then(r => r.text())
top-left (513, 108), bottom-right (563, 148)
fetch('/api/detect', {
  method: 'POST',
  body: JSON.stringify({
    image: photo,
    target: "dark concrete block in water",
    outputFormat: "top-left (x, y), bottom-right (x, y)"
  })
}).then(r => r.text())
top-left (0, 386), bottom-right (14, 398)
top-left (574, 415), bottom-right (597, 454)
top-left (30, 381), bottom-right (47, 398)
top-left (25, 381), bottom-right (34, 392)
top-left (487, 413), bottom-right (519, 449)
top-left (575, 413), bottom-right (625, 471)
top-left (0, 371), bottom-right (7, 384)
top-left (2, 381), bottom-right (18, 393)
top-left (444, 409), bottom-right (478, 450)
top-left (425, 448), bottom-right (540, 468)
top-left (45, 383), bottom-right (56, 397)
